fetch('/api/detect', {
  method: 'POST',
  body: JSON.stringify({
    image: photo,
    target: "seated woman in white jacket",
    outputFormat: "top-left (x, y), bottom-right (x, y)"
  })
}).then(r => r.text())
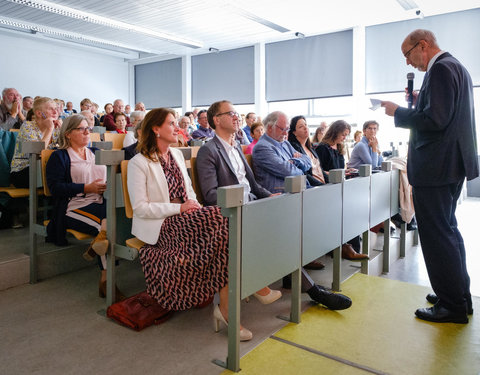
top-left (127, 108), bottom-right (279, 341)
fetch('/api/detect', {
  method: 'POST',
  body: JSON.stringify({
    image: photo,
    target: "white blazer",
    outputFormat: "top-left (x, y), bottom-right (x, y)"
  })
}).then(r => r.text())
top-left (127, 147), bottom-right (197, 245)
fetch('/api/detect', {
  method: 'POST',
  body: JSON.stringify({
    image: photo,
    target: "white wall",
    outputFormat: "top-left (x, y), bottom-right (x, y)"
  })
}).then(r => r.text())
top-left (0, 30), bottom-right (129, 110)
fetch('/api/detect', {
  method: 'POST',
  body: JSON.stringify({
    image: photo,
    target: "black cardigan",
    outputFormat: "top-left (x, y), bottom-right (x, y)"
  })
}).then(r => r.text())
top-left (45, 148), bottom-right (97, 245)
top-left (288, 135), bottom-right (326, 186)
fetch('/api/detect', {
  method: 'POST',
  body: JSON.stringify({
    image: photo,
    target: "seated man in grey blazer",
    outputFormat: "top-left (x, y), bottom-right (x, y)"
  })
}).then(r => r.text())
top-left (196, 100), bottom-right (351, 310)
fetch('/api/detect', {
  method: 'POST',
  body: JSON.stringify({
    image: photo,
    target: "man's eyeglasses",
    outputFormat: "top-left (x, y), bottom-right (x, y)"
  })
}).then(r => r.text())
top-left (73, 126), bottom-right (94, 133)
top-left (215, 111), bottom-right (240, 119)
top-left (274, 123), bottom-right (289, 133)
top-left (404, 42), bottom-right (420, 59)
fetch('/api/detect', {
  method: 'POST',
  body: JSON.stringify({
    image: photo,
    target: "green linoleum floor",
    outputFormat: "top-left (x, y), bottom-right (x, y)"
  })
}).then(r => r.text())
top-left (223, 273), bottom-right (480, 375)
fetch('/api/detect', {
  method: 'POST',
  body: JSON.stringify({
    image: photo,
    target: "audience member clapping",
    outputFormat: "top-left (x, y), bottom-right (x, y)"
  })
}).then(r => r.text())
top-left (0, 88), bottom-right (26, 130)
top-left (10, 97), bottom-right (61, 188)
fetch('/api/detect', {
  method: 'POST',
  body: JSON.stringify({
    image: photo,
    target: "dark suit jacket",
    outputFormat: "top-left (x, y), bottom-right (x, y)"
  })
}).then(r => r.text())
top-left (196, 136), bottom-right (271, 206)
top-left (394, 52), bottom-right (478, 187)
top-left (122, 141), bottom-right (138, 161)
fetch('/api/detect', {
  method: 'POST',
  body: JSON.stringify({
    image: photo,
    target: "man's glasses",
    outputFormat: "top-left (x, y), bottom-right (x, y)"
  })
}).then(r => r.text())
top-left (215, 111), bottom-right (240, 119)
top-left (73, 126), bottom-right (94, 133)
top-left (274, 123), bottom-right (289, 133)
top-left (404, 42), bottom-right (420, 59)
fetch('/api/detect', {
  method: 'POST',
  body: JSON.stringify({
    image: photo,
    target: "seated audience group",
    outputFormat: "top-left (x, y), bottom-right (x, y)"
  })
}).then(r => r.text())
top-left (2, 87), bottom-right (388, 341)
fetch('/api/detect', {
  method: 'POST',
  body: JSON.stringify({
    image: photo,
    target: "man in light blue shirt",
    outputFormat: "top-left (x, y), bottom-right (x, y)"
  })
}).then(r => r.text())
top-left (347, 120), bottom-right (383, 169)
top-left (243, 112), bottom-right (256, 143)
top-left (191, 109), bottom-right (215, 140)
top-left (252, 111), bottom-right (311, 193)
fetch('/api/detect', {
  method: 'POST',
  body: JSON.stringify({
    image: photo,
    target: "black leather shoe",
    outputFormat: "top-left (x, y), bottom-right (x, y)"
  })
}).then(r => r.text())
top-left (304, 260), bottom-right (325, 270)
top-left (407, 216), bottom-right (417, 231)
top-left (391, 213), bottom-right (404, 228)
top-left (415, 304), bottom-right (468, 324)
top-left (307, 285), bottom-right (352, 310)
top-left (426, 293), bottom-right (438, 305)
top-left (426, 293), bottom-right (473, 315)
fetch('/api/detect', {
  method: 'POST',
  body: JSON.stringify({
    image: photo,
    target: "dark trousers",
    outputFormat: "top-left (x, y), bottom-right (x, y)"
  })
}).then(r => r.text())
top-left (413, 181), bottom-right (470, 313)
top-left (283, 268), bottom-right (315, 292)
top-left (10, 167), bottom-right (30, 188)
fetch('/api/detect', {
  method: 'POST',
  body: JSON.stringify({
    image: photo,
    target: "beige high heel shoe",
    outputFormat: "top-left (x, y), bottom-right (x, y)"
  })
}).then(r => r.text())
top-left (253, 288), bottom-right (282, 304)
top-left (213, 305), bottom-right (252, 341)
top-left (91, 230), bottom-right (109, 256)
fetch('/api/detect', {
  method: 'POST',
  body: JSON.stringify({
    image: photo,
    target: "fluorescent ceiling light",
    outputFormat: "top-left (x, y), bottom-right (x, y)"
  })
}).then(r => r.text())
top-left (227, 3), bottom-right (290, 33)
top-left (396, 0), bottom-right (419, 10)
top-left (6, 0), bottom-right (203, 48)
top-left (0, 16), bottom-right (160, 55)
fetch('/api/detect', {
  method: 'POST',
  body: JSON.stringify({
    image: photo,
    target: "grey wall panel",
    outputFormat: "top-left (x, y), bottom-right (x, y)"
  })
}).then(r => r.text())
top-left (302, 184), bottom-right (342, 265)
top-left (241, 194), bottom-right (301, 298)
top-left (343, 177), bottom-right (370, 242)
top-left (366, 8), bottom-right (480, 94)
top-left (265, 30), bottom-right (353, 102)
top-left (135, 58), bottom-right (182, 108)
top-left (370, 171), bottom-right (391, 225)
top-left (192, 46), bottom-right (254, 106)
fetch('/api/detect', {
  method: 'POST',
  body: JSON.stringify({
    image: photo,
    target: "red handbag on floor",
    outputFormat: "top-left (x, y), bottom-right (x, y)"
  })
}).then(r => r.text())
top-left (107, 291), bottom-right (174, 331)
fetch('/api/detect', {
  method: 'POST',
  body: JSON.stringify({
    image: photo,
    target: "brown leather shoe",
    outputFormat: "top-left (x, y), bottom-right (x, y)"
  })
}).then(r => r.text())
top-left (304, 259), bottom-right (325, 270)
top-left (342, 244), bottom-right (369, 261)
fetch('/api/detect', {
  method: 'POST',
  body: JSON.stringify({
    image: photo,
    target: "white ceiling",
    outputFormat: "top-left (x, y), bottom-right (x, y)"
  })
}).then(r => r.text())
top-left (0, 0), bottom-right (478, 61)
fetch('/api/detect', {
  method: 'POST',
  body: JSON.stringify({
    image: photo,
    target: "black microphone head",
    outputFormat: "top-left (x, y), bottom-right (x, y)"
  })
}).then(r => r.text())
top-left (407, 72), bottom-right (415, 80)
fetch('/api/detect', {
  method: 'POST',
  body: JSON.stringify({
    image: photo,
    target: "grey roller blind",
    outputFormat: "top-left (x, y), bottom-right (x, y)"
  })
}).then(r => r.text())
top-left (135, 58), bottom-right (182, 109)
top-left (192, 46), bottom-right (254, 106)
top-left (366, 8), bottom-right (480, 94)
top-left (265, 30), bottom-right (353, 102)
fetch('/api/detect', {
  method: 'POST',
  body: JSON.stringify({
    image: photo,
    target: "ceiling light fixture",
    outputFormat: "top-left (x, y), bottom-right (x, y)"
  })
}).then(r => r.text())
top-left (6, 0), bottom-right (203, 49)
top-left (395, 0), bottom-right (419, 11)
top-left (226, 3), bottom-right (290, 33)
top-left (0, 16), bottom-right (159, 55)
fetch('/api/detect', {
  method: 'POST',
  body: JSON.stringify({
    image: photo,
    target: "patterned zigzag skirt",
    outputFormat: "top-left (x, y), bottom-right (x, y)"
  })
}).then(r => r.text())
top-left (140, 205), bottom-right (229, 311)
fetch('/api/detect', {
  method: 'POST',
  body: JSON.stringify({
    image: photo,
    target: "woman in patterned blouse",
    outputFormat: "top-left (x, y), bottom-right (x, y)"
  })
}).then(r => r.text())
top-left (10, 97), bottom-right (62, 188)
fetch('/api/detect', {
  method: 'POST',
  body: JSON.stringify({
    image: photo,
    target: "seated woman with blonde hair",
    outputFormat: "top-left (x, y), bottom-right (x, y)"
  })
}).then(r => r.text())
top-left (46, 114), bottom-right (124, 300)
top-left (128, 108), bottom-right (258, 341)
top-left (10, 97), bottom-right (62, 188)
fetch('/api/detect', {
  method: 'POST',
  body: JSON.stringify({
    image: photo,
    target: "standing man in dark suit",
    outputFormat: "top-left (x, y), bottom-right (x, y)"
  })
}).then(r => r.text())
top-left (196, 100), bottom-right (352, 310)
top-left (382, 29), bottom-right (478, 324)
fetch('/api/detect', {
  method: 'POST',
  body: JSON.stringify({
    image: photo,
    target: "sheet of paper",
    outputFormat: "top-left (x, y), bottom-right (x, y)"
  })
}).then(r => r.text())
top-left (370, 98), bottom-right (381, 111)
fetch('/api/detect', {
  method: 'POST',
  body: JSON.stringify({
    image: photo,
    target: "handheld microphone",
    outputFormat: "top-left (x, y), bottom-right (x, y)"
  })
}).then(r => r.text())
top-left (407, 72), bottom-right (415, 109)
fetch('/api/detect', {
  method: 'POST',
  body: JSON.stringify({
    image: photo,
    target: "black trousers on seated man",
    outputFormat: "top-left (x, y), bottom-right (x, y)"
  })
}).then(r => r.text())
top-left (413, 181), bottom-right (471, 314)
top-left (282, 268), bottom-right (318, 292)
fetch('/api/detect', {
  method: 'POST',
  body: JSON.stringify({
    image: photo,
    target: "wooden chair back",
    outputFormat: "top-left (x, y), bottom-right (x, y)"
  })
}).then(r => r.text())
top-left (120, 160), bottom-right (133, 218)
top-left (245, 154), bottom-right (253, 169)
top-left (189, 157), bottom-right (204, 205)
top-left (41, 149), bottom-right (55, 196)
top-left (89, 132), bottom-right (101, 143)
top-left (103, 133), bottom-right (126, 150)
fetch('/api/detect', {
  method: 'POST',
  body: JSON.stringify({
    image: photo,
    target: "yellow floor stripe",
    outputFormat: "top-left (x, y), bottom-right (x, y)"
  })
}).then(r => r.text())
top-left (222, 273), bottom-right (480, 375)
top-left (222, 337), bottom-right (371, 375)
